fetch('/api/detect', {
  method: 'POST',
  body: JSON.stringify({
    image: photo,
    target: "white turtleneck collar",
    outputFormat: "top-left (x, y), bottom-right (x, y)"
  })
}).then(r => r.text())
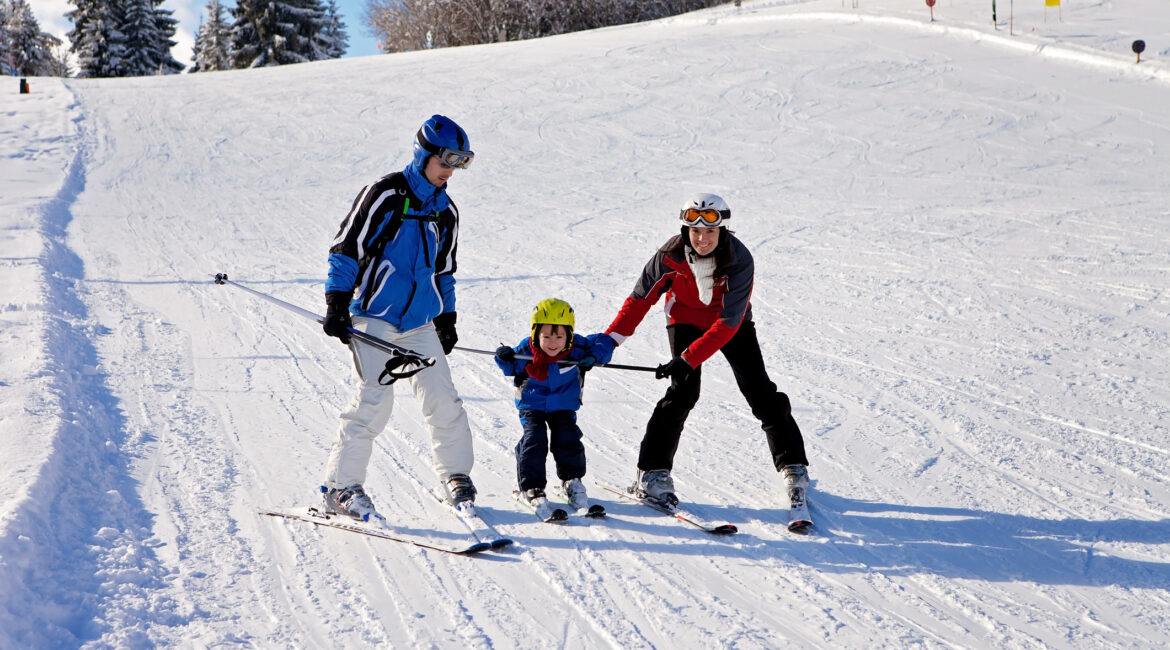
top-left (686, 247), bottom-right (717, 305)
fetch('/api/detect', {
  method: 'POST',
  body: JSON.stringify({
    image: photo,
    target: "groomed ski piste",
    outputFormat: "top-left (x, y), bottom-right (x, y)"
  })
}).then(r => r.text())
top-left (3, 0), bottom-right (1169, 646)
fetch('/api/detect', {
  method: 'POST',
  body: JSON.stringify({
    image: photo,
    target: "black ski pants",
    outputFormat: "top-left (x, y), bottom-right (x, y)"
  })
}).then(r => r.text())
top-left (638, 320), bottom-right (809, 472)
top-left (516, 409), bottom-right (586, 491)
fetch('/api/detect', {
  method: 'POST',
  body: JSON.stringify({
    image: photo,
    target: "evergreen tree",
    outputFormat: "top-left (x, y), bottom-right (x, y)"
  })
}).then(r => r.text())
top-left (2, 0), bottom-right (64, 76)
top-left (67, 0), bottom-right (127, 77)
top-left (120, 0), bottom-right (183, 75)
top-left (230, 0), bottom-right (330, 68)
top-left (320, 0), bottom-right (347, 59)
top-left (68, 0), bottom-right (182, 77)
top-left (0, 0), bottom-right (11, 75)
top-left (147, 0), bottom-right (184, 73)
top-left (191, 0), bottom-right (231, 72)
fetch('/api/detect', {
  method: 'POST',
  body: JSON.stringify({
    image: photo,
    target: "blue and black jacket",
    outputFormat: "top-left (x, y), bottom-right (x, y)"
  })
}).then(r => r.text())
top-left (326, 162), bottom-right (458, 332)
top-left (496, 333), bottom-right (615, 413)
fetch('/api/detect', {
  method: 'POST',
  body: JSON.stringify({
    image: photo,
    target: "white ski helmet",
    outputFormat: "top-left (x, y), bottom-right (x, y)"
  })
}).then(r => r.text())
top-left (679, 193), bottom-right (730, 228)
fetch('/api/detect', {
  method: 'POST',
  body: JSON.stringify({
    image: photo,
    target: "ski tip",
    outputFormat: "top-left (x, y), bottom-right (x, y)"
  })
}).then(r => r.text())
top-left (584, 505), bottom-right (607, 518)
top-left (787, 521), bottom-right (813, 535)
top-left (462, 542), bottom-right (494, 554)
top-left (490, 538), bottom-right (515, 549)
top-left (711, 524), bottom-right (739, 535)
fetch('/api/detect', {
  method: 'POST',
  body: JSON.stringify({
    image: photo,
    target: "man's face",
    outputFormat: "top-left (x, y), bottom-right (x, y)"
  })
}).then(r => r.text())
top-left (424, 155), bottom-right (454, 186)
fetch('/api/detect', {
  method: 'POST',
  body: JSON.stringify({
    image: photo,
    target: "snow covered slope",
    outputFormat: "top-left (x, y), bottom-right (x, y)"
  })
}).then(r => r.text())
top-left (2, 0), bottom-right (1169, 647)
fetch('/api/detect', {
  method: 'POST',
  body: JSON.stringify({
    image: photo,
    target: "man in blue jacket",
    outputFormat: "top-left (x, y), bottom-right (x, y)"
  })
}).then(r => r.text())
top-left (319, 115), bottom-right (477, 521)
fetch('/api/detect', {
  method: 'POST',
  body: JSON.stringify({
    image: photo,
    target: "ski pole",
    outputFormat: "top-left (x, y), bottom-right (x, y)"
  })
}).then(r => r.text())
top-left (211, 273), bottom-right (435, 383)
top-left (453, 345), bottom-right (657, 372)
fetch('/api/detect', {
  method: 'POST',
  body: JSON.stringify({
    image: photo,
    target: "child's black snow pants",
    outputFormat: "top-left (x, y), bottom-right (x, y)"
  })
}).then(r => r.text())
top-left (516, 409), bottom-right (586, 491)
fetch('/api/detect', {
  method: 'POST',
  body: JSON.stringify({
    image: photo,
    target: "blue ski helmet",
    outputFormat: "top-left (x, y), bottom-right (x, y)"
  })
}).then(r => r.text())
top-left (412, 115), bottom-right (473, 170)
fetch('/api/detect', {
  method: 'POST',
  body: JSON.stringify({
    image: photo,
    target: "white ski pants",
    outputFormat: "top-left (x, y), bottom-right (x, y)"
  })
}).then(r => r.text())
top-left (323, 316), bottom-right (474, 489)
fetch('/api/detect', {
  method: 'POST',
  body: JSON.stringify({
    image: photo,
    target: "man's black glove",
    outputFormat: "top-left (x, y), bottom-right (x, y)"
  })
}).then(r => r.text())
top-left (655, 356), bottom-right (693, 382)
top-left (323, 291), bottom-right (354, 344)
top-left (577, 355), bottom-right (597, 372)
top-left (495, 345), bottom-right (516, 363)
top-left (434, 311), bottom-right (458, 355)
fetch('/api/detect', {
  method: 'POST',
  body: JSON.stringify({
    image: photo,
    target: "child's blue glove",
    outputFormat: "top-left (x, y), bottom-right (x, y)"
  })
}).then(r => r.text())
top-left (578, 355), bottom-right (597, 372)
top-left (495, 345), bottom-right (516, 362)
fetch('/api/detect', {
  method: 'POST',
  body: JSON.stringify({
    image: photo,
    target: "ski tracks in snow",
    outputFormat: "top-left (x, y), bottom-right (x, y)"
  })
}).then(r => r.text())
top-left (0, 80), bottom-right (186, 647)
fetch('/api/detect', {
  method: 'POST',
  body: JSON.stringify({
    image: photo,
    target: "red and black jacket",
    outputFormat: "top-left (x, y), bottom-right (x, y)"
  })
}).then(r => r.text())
top-left (605, 232), bottom-right (755, 367)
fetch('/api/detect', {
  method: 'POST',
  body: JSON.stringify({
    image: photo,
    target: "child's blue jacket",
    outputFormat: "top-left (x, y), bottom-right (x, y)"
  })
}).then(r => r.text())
top-left (495, 333), bottom-right (615, 412)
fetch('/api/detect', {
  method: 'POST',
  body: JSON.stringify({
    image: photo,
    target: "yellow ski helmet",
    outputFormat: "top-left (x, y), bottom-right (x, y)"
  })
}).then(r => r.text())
top-left (530, 298), bottom-right (575, 348)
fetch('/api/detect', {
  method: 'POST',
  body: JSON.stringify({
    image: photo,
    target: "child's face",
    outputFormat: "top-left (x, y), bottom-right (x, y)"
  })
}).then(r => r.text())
top-left (536, 324), bottom-right (568, 356)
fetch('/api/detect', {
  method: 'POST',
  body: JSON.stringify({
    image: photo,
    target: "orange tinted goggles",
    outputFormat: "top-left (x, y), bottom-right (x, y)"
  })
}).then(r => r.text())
top-left (681, 207), bottom-right (724, 225)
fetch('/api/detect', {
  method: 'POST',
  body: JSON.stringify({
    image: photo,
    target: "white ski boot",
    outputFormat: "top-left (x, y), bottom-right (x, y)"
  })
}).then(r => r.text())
top-left (782, 464), bottom-right (813, 533)
top-left (321, 484), bottom-right (379, 522)
top-left (561, 478), bottom-right (590, 511)
top-left (518, 487), bottom-right (568, 523)
top-left (635, 469), bottom-right (679, 507)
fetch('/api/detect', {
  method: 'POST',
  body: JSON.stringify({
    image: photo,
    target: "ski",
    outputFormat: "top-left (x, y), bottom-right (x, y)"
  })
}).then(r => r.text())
top-left (259, 507), bottom-right (492, 555)
top-left (600, 484), bottom-right (738, 535)
top-left (512, 490), bottom-right (569, 523)
top-left (787, 487), bottom-right (814, 534)
top-left (576, 503), bottom-right (607, 519)
top-left (551, 484), bottom-right (606, 518)
top-left (430, 491), bottom-right (515, 550)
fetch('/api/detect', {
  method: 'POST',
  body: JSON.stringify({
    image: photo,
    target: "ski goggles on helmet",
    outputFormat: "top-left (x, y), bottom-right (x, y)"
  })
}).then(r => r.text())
top-left (417, 131), bottom-right (475, 169)
top-left (680, 207), bottom-right (727, 227)
top-left (435, 148), bottom-right (474, 169)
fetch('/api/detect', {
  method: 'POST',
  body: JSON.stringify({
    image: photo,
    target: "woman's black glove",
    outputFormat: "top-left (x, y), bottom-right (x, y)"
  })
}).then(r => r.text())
top-left (323, 291), bottom-right (354, 344)
top-left (495, 345), bottom-right (516, 362)
top-left (433, 311), bottom-right (458, 355)
top-left (655, 357), bottom-right (693, 382)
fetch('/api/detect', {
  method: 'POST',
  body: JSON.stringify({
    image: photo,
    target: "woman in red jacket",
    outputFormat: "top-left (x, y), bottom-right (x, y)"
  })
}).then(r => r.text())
top-left (605, 193), bottom-right (810, 508)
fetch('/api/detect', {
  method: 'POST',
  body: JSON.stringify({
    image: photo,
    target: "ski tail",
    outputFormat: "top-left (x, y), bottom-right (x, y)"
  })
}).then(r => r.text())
top-left (259, 507), bottom-right (491, 555)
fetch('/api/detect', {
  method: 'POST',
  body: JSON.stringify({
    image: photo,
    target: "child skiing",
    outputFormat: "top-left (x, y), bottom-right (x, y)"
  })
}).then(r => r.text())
top-left (494, 298), bottom-right (615, 521)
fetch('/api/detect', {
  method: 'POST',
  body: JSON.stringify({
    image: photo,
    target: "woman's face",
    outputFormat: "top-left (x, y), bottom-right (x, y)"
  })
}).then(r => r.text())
top-left (688, 226), bottom-right (720, 256)
top-left (536, 324), bottom-right (568, 356)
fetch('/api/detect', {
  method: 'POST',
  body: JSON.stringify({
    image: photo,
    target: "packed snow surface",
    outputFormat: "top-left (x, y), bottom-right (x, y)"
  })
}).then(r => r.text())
top-left (2, 0), bottom-right (1169, 647)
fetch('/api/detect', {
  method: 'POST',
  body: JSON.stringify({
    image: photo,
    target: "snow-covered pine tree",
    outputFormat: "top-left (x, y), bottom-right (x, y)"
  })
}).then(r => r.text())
top-left (68, 0), bottom-right (181, 77)
top-left (147, 0), bottom-right (184, 73)
top-left (120, 0), bottom-right (183, 75)
top-left (1, 0), bottom-right (63, 76)
top-left (0, 0), bottom-right (11, 75)
top-left (67, 0), bottom-right (127, 77)
top-left (191, 0), bottom-right (231, 72)
top-left (320, 0), bottom-right (347, 59)
top-left (229, 0), bottom-right (330, 68)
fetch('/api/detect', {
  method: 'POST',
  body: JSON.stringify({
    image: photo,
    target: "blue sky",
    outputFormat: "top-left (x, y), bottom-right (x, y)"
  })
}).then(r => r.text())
top-left (329, 0), bottom-right (381, 58)
top-left (29, 0), bottom-right (383, 66)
